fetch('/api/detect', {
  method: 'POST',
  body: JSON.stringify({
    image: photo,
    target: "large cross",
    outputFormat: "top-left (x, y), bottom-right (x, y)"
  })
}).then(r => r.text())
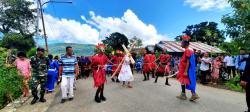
top-left (111, 42), bottom-right (136, 78)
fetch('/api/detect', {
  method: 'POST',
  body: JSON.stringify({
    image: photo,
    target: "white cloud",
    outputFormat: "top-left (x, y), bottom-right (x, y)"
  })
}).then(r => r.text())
top-left (81, 9), bottom-right (168, 45)
top-left (184, 0), bottom-right (230, 11)
top-left (41, 14), bottom-right (99, 44)
top-left (38, 9), bottom-right (167, 45)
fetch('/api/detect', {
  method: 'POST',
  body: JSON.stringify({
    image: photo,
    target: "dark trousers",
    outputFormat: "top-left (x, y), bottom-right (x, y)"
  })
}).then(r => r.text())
top-left (246, 83), bottom-right (250, 112)
top-left (31, 76), bottom-right (47, 99)
top-left (83, 70), bottom-right (90, 78)
top-left (239, 70), bottom-right (245, 80)
top-left (226, 66), bottom-right (236, 77)
top-left (200, 70), bottom-right (209, 84)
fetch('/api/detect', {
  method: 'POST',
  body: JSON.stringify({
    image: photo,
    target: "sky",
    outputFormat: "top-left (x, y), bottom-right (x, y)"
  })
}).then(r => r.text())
top-left (33, 0), bottom-right (232, 45)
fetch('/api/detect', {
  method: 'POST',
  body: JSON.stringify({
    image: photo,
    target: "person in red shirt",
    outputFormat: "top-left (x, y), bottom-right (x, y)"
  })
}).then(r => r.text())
top-left (154, 50), bottom-right (171, 86)
top-left (111, 50), bottom-right (123, 83)
top-left (150, 51), bottom-right (157, 78)
top-left (176, 35), bottom-right (199, 102)
top-left (91, 43), bottom-right (109, 103)
top-left (143, 50), bottom-right (152, 81)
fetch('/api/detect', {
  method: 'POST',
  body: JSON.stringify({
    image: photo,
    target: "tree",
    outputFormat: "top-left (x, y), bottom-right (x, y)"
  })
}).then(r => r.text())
top-left (129, 37), bottom-right (143, 48)
top-left (221, 0), bottom-right (250, 48)
top-left (0, 0), bottom-right (35, 35)
top-left (102, 32), bottom-right (129, 51)
top-left (1, 33), bottom-right (35, 52)
top-left (176, 22), bottom-right (225, 46)
top-left (0, 0), bottom-right (35, 51)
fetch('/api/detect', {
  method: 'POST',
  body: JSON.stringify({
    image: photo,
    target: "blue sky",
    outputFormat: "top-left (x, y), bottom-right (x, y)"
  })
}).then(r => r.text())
top-left (36, 0), bottom-right (232, 45)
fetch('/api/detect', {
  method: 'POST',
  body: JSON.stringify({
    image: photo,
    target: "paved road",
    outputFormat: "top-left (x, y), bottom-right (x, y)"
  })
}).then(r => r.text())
top-left (46, 73), bottom-right (246, 112)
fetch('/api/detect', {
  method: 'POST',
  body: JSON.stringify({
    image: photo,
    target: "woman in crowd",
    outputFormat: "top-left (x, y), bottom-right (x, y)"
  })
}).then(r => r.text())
top-left (46, 54), bottom-right (59, 92)
top-left (15, 51), bottom-right (31, 97)
top-left (211, 56), bottom-right (222, 85)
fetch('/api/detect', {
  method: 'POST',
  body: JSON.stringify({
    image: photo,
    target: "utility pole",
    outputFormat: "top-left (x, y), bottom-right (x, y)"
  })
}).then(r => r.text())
top-left (38, 0), bottom-right (49, 53)
top-left (35, 0), bottom-right (40, 47)
top-left (36, 0), bottom-right (72, 53)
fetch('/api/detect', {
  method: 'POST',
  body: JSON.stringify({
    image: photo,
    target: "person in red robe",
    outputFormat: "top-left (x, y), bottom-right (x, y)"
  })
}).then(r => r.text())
top-left (176, 35), bottom-right (199, 102)
top-left (111, 50), bottom-right (123, 83)
top-left (150, 52), bottom-right (157, 78)
top-left (143, 50), bottom-right (152, 81)
top-left (154, 50), bottom-right (171, 86)
top-left (91, 43), bottom-right (109, 103)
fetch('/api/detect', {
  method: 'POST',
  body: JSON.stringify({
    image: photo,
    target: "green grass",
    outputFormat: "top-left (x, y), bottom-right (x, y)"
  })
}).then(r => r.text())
top-left (224, 75), bottom-right (244, 92)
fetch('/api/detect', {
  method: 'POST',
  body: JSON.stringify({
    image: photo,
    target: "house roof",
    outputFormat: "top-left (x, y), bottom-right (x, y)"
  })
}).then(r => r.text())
top-left (156, 41), bottom-right (224, 53)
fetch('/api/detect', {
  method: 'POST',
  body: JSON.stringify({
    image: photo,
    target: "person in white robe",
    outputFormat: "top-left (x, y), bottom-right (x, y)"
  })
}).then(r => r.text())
top-left (118, 54), bottom-right (134, 88)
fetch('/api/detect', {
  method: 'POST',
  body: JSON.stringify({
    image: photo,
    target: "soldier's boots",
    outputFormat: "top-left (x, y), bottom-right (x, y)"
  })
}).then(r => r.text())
top-left (39, 96), bottom-right (46, 103)
top-left (30, 96), bottom-right (39, 105)
top-left (30, 95), bottom-right (46, 105)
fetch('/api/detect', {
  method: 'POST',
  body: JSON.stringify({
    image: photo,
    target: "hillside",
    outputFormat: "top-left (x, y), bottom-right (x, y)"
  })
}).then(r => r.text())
top-left (49, 43), bottom-right (95, 56)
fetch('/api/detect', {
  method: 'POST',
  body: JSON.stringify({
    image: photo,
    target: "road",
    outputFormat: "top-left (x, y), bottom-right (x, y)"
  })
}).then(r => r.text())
top-left (45, 73), bottom-right (246, 112)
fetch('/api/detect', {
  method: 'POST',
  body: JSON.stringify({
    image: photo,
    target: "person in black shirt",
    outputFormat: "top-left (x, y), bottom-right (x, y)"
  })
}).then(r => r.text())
top-left (241, 53), bottom-right (250, 112)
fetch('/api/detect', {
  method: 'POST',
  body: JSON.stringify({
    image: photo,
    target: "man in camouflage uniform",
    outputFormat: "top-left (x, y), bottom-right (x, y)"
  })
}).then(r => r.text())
top-left (30, 47), bottom-right (50, 105)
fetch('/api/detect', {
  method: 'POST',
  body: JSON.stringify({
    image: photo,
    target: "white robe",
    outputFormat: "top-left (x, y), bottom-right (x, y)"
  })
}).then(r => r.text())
top-left (118, 55), bottom-right (134, 82)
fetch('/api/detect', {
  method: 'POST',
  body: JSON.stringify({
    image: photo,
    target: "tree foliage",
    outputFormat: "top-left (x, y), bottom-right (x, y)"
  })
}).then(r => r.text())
top-left (0, 0), bottom-right (35, 35)
top-left (176, 21), bottom-right (225, 46)
top-left (1, 33), bottom-right (35, 52)
top-left (221, 0), bottom-right (250, 48)
top-left (0, 0), bottom-right (35, 51)
top-left (129, 37), bottom-right (143, 48)
top-left (219, 41), bottom-right (241, 55)
top-left (102, 32), bottom-right (129, 51)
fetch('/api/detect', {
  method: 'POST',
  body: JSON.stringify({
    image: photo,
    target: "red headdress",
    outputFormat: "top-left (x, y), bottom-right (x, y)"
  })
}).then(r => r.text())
top-left (96, 43), bottom-right (106, 49)
top-left (182, 35), bottom-right (191, 41)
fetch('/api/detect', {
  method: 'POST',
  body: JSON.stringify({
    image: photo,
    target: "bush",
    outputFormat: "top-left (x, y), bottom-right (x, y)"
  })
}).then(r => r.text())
top-left (224, 75), bottom-right (244, 92)
top-left (0, 47), bottom-right (23, 109)
top-left (27, 47), bottom-right (37, 58)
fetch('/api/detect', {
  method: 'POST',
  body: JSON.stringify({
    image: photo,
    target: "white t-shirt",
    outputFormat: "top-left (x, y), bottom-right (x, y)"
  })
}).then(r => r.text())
top-left (200, 57), bottom-right (211, 71)
top-left (223, 56), bottom-right (235, 67)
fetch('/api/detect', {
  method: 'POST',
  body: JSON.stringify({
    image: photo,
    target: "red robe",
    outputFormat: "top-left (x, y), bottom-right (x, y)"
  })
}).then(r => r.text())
top-left (176, 48), bottom-right (193, 85)
top-left (150, 54), bottom-right (156, 71)
top-left (111, 55), bottom-right (122, 74)
top-left (143, 54), bottom-right (152, 73)
top-left (157, 54), bottom-right (171, 74)
top-left (91, 53), bottom-right (109, 87)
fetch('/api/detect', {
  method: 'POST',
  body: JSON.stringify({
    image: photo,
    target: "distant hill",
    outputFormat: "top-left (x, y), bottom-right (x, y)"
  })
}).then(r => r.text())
top-left (49, 43), bottom-right (95, 56)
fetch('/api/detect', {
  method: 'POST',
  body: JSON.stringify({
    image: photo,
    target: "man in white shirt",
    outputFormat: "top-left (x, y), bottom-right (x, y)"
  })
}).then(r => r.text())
top-left (223, 53), bottom-right (236, 78)
top-left (200, 52), bottom-right (211, 84)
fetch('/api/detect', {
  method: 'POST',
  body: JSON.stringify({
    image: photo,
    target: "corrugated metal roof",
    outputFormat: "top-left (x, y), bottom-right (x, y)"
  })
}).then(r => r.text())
top-left (156, 41), bottom-right (224, 53)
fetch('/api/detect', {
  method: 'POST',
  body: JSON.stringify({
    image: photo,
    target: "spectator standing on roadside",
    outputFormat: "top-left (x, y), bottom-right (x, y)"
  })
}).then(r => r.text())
top-left (236, 48), bottom-right (249, 79)
top-left (223, 53), bottom-right (236, 78)
top-left (200, 52), bottom-right (211, 84)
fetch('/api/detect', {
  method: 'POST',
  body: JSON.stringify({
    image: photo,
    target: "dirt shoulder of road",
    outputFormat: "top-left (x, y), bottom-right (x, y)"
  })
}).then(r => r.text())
top-left (1, 87), bottom-right (59, 112)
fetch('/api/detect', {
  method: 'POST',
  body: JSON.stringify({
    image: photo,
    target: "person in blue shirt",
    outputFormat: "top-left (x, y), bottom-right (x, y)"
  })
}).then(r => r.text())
top-left (236, 48), bottom-right (249, 79)
top-left (46, 54), bottom-right (59, 92)
top-left (58, 46), bottom-right (79, 103)
top-left (240, 53), bottom-right (250, 112)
